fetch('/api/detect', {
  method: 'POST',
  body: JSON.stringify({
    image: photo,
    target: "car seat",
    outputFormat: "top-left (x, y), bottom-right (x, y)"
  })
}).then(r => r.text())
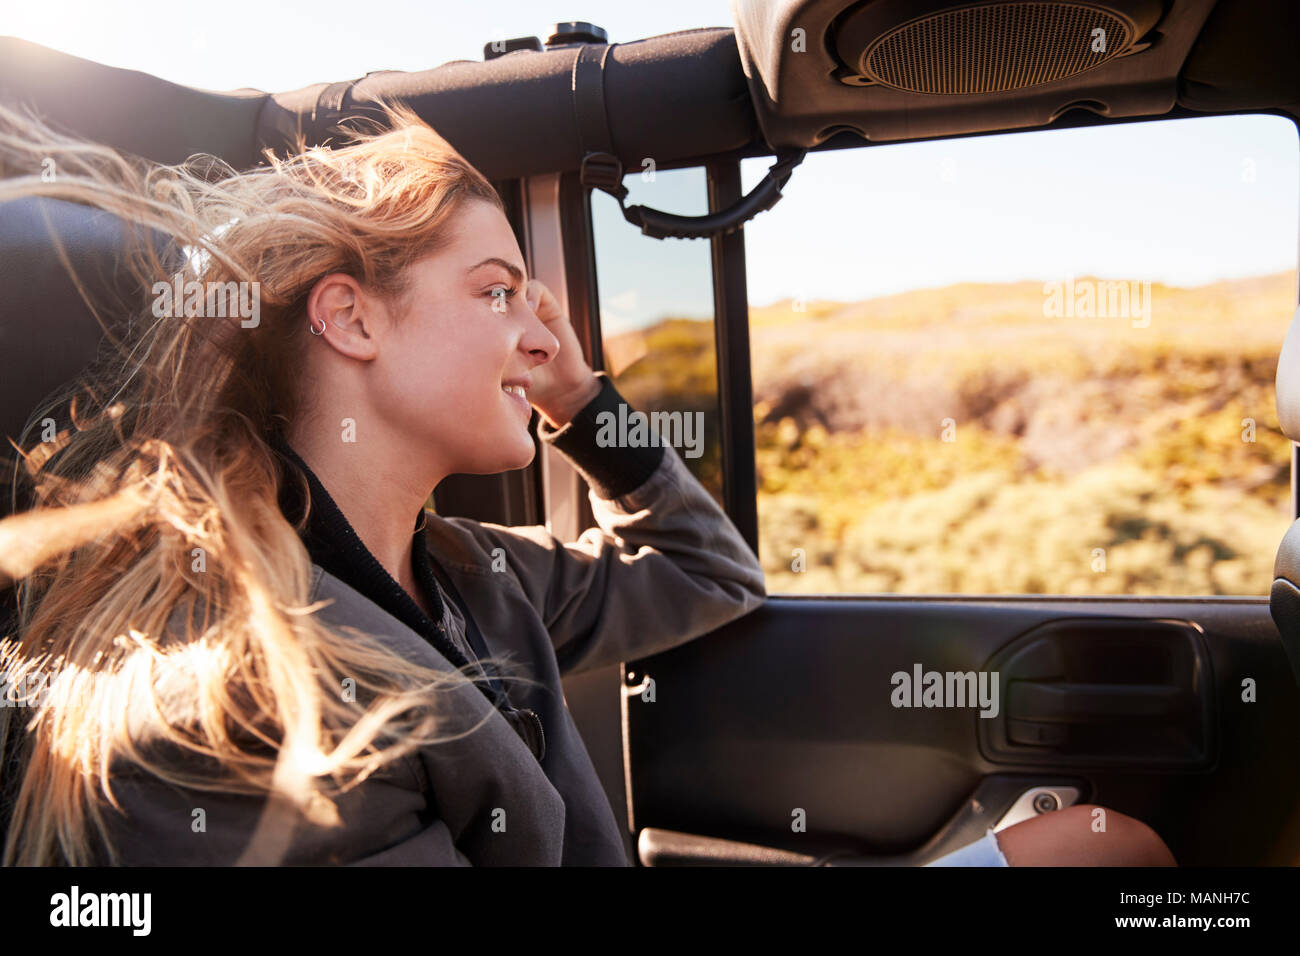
top-left (1270, 303), bottom-right (1300, 688)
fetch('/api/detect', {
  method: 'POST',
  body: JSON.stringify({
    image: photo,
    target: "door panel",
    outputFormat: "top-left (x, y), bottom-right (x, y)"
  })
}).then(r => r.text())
top-left (625, 597), bottom-right (1300, 865)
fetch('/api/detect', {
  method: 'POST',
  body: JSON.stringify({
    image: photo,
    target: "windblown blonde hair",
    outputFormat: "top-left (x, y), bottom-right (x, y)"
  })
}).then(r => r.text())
top-left (0, 97), bottom-right (534, 865)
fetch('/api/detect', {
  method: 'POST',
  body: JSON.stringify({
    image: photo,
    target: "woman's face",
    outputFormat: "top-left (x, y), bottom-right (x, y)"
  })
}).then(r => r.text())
top-left (369, 199), bottom-right (560, 477)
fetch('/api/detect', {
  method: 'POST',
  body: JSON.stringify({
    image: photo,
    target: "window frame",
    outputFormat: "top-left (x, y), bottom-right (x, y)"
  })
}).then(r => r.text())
top-left (712, 109), bottom-right (1300, 599)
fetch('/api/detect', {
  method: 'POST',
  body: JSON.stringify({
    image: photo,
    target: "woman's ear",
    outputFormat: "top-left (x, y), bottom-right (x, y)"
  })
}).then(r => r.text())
top-left (306, 273), bottom-right (382, 361)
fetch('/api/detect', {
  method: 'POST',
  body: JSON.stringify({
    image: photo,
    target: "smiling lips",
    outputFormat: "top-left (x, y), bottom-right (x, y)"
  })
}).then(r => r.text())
top-left (502, 383), bottom-right (530, 418)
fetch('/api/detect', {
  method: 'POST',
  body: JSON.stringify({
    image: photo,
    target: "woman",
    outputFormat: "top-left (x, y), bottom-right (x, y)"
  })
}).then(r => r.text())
top-left (0, 100), bottom-right (1172, 867)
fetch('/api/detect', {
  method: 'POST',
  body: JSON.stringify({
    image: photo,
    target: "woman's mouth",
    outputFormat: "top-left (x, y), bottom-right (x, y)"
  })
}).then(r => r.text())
top-left (502, 383), bottom-right (531, 419)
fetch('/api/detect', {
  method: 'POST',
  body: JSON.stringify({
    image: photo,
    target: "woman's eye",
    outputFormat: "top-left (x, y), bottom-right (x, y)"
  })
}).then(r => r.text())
top-left (489, 285), bottom-right (519, 310)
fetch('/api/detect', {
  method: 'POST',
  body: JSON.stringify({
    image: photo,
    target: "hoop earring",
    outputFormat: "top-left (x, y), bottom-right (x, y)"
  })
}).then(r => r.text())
top-left (415, 511), bottom-right (428, 533)
top-left (308, 317), bottom-right (326, 335)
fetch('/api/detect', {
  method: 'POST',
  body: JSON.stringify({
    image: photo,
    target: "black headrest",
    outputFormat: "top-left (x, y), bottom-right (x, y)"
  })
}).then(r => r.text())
top-left (0, 196), bottom-right (174, 522)
top-left (0, 196), bottom-right (163, 449)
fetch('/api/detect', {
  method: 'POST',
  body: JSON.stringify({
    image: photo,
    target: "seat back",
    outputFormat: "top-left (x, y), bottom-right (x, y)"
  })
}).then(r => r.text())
top-left (1, 194), bottom-right (155, 844)
top-left (1270, 303), bottom-right (1300, 687)
top-left (0, 194), bottom-right (157, 685)
top-left (0, 195), bottom-right (154, 502)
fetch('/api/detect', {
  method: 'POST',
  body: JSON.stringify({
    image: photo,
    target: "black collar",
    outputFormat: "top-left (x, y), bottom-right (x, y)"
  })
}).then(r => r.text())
top-left (267, 429), bottom-right (545, 760)
top-left (267, 429), bottom-right (478, 672)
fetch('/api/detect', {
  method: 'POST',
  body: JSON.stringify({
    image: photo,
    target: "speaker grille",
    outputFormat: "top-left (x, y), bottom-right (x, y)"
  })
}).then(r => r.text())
top-left (863, 2), bottom-right (1133, 95)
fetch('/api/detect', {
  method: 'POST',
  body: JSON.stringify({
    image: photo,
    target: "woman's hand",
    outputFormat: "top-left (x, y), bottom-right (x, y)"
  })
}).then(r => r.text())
top-left (524, 278), bottom-right (601, 427)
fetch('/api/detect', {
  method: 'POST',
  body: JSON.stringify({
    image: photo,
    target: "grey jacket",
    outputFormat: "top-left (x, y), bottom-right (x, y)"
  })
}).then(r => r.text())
top-left (94, 375), bottom-right (767, 865)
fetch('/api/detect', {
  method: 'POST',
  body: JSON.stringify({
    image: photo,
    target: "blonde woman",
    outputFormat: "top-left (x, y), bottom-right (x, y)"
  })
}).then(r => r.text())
top-left (0, 101), bottom-right (1172, 867)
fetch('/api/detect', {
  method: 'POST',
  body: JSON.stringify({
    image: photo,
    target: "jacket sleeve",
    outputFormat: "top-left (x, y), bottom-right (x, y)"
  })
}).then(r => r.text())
top-left (442, 372), bottom-right (767, 676)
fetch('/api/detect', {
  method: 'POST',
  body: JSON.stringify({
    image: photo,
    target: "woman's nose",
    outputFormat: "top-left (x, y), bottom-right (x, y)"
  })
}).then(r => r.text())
top-left (521, 303), bottom-right (560, 365)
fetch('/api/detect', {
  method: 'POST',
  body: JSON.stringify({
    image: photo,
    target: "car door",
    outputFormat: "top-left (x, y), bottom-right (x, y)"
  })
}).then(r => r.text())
top-left (544, 109), bottom-right (1300, 867)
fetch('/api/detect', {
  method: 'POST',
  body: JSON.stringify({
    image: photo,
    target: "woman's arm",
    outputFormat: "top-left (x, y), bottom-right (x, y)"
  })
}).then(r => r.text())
top-left (441, 371), bottom-right (767, 676)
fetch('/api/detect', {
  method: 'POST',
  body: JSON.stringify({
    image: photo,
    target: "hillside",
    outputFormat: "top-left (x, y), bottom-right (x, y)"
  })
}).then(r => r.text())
top-left (606, 271), bottom-right (1299, 595)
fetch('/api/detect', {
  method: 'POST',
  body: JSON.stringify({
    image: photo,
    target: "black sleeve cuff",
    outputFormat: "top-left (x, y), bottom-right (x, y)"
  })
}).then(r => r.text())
top-left (536, 371), bottom-right (667, 500)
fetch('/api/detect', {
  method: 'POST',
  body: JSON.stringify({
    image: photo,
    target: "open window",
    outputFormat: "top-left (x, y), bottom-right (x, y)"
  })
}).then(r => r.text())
top-left (736, 113), bottom-right (1300, 598)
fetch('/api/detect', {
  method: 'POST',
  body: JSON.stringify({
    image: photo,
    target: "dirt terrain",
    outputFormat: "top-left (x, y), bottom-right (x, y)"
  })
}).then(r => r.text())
top-left (607, 271), bottom-right (1298, 595)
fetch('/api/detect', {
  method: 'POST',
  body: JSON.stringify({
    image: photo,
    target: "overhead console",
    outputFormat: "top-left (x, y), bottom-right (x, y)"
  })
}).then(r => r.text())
top-left (731, 0), bottom-right (1220, 146)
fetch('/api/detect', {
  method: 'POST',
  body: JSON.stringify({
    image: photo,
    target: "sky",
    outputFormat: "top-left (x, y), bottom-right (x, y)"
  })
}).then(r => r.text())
top-left (7, 2), bottom-right (1298, 330)
top-left (592, 113), bottom-right (1300, 332)
top-left (739, 112), bottom-right (1300, 309)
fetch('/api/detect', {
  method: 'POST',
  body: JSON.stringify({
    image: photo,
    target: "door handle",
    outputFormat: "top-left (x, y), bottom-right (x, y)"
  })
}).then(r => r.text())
top-left (1008, 681), bottom-right (1186, 723)
top-left (981, 618), bottom-right (1213, 767)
